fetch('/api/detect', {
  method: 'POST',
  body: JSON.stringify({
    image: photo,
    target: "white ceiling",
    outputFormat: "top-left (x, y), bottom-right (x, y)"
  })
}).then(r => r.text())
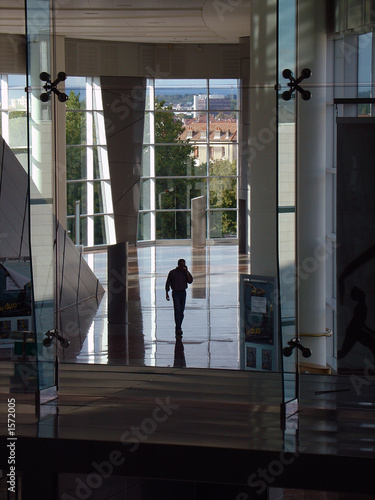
top-left (0, 0), bottom-right (250, 44)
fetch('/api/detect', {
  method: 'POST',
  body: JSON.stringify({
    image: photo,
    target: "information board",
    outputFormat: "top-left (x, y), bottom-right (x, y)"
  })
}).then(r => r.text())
top-left (240, 275), bottom-right (278, 371)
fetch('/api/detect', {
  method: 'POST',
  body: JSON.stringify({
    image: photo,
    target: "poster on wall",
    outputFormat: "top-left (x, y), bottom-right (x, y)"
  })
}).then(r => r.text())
top-left (0, 262), bottom-right (32, 319)
top-left (337, 119), bottom-right (375, 374)
top-left (240, 275), bottom-right (278, 371)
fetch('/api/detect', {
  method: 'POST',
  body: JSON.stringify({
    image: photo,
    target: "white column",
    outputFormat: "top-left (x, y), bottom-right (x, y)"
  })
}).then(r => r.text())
top-left (296, 0), bottom-right (328, 365)
top-left (29, 38), bottom-right (55, 304)
top-left (249, 0), bottom-right (278, 276)
top-left (54, 35), bottom-right (67, 229)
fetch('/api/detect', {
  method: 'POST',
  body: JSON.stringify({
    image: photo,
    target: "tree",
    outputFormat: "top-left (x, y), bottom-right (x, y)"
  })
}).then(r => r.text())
top-left (209, 158), bottom-right (237, 237)
top-left (154, 99), bottom-right (197, 239)
top-left (155, 99), bottom-right (193, 175)
top-left (66, 90), bottom-right (88, 243)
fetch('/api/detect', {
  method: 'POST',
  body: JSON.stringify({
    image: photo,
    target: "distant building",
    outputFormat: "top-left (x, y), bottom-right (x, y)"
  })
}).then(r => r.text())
top-left (179, 119), bottom-right (237, 165)
top-left (193, 94), bottom-right (232, 117)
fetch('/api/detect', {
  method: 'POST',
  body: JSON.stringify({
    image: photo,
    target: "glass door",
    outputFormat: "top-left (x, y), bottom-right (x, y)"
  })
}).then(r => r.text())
top-left (277, 0), bottom-right (299, 421)
top-left (25, 0), bottom-right (57, 403)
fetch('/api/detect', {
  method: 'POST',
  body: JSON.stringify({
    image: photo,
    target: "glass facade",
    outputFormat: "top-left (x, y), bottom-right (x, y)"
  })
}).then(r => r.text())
top-left (139, 79), bottom-right (239, 241)
top-left (0, 74), bottom-right (28, 168)
top-left (65, 76), bottom-right (115, 247)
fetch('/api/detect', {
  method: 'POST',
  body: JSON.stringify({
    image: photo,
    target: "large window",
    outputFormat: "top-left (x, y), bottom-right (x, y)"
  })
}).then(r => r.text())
top-left (65, 77), bottom-right (115, 247)
top-left (139, 79), bottom-right (239, 241)
top-left (0, 74), bottom-right (28, 169)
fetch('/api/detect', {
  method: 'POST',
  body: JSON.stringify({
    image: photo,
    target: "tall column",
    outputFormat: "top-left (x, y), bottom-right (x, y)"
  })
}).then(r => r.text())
top-left (53, 35), bottom-right (67, 230)
top-left (296, 0), bottom-right (327, 365)
top-left (249, 0), bottom-right (278, 276)
top-left (191, 195), bottom-right (206, 248)
top-left (238, 36), bottom-right (250, 254)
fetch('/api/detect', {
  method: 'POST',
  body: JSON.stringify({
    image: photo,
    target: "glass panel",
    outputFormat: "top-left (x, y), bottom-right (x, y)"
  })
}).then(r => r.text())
top-left (65, 76), bottom-right (87, 109)
top-left (155, 144), bottom-right (195, 176)
top-left (156, 211), bottom-right (191, 239)
top-left (93, 146), bottom-right (100, 179)
top-left (138, 212), bottom-right (151, 241)
top-left (8, 75), bottom-right (27, 109)
top-left (67, 182), bottom-right (87, 216)
top-left (66, 146), bottom-right (87, 180)
top-left (80, 216), bottom-right (88, 247)
top-left (8, 111), bottom-right (27, 149)
top-left (278, 0), bottom-right (297, 414)
top-left (94, 215), bottom-right (106, 245)
top-left (142, 146), bottom-right (151, 177)
top-left (209, 154), bottom-right (237, 175)
top-left (94, 181), bottom-right (104, 213)
top-left (67, 217), bottom-right (75, 243)
top-left (14, 148), bottom-right (28, 170)
top-left (156, 178), bottom-right (206, 209)
top-left (143, 112), bottom-right (151, 144)
top-left (209, 113), bottom-right (238, 141)
top-left (66, 110), bottom-right (86, 145)
top-left (155, 109), bottom-right (191, 143)
top-left (155, 79), bottom-right (207, 111)
top-left (209, 177), bottom-right (237, 209)
top-left (193, 146), bottom-right (208, 175)
top-left (278, 121), bottom-right (296, 207)
top-left (25, 0), bottom-right (56, 395)
top-left (140, 179), bottom-right (151, 210)
top-left (358, 32), bottom-right (372, 116)
top-left (348, 0), bottom-right (363, 28)
top-left (209, 210), bottom-right (237, 238)
top-left (145, 82), bottom-right (152, 111)
top-left (93, 111), bottom-right (104, 145)
top-left (209, 79), bottom-right (239, 111)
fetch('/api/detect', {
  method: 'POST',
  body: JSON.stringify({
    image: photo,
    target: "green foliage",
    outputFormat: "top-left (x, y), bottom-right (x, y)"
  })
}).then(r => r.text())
top-left (8, 111), bottom-right (27, 149)
top-left (154, 99), bottom-right (197, 239)
top-left (155, 99), bottom-right (193, 176)
top-left (209, 158), bottom-right (237, 236)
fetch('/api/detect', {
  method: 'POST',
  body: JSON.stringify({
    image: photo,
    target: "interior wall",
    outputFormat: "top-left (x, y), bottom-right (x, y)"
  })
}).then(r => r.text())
top-left (0, 34), bottom-right (26, 74)
top-left (65, 38), bottom-right (240, 79)
top-left (249, 0), bottom-right (278, 276)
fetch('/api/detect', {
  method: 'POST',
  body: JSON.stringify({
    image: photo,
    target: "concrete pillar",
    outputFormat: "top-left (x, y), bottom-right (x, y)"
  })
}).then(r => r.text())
top-left (296, 0), bottom-right (327, 365)
top-left (191, 195), bottom-right (206, 248)
top-left (249, 0), bottom-right (278, 276)
top-left (238, 36), bottom-right (250, 254)
top-left (53, 35), bottom-right (67, 230)
top-left (108, 241), bottom-right (129, 363)
top-left (108, 241), bottom-right (128, 325)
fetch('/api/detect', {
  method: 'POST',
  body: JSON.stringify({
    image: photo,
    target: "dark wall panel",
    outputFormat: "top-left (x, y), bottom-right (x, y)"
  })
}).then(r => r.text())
top-left (101, 76), bottom-right (146, 245)
top-left (337, 119), bottom-right (375, 373)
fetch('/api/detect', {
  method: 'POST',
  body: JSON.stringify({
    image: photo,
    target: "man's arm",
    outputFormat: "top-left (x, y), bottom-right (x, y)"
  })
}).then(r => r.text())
top-left (185, 266), bottom-right (193, 284)
top-left (165, 272), bottom-right (171, 300)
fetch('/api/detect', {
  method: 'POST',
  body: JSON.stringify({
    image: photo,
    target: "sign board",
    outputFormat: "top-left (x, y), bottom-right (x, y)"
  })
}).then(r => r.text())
top-left (240, 275), bottom-right (278, 371)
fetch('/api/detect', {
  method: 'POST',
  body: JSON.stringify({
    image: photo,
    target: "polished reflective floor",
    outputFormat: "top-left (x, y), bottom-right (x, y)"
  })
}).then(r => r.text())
top-left (60, 244), bottom-right (251, 369)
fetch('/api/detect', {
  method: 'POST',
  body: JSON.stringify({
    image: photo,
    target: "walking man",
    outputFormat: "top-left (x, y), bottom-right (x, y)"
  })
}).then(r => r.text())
top-left (165, 259), bottom-right (193, 336)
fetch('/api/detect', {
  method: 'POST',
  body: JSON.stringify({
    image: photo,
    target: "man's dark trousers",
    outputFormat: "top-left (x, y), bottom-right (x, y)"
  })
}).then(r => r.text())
top-left (172, 290), bottom-right (186, 331)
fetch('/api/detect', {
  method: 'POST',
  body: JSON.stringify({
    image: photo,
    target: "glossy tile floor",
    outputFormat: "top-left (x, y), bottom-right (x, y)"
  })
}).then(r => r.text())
top-left (61, 244), bottom-right (251, 369)
top-left (1, 244), bottom-right (374, 498)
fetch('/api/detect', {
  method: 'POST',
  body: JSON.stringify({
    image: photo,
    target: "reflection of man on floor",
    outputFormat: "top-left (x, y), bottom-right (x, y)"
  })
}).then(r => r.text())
top-left (174, 336), bottom-right (186, 368)
top-left (165, 259), bottom-right (193, 336)
top-left (338, 286), bottom-right (375, 359)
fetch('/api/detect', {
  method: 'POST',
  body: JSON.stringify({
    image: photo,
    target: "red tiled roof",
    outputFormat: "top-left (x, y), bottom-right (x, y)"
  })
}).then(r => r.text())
top-left (179, 120), bottom-right (237, 142)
